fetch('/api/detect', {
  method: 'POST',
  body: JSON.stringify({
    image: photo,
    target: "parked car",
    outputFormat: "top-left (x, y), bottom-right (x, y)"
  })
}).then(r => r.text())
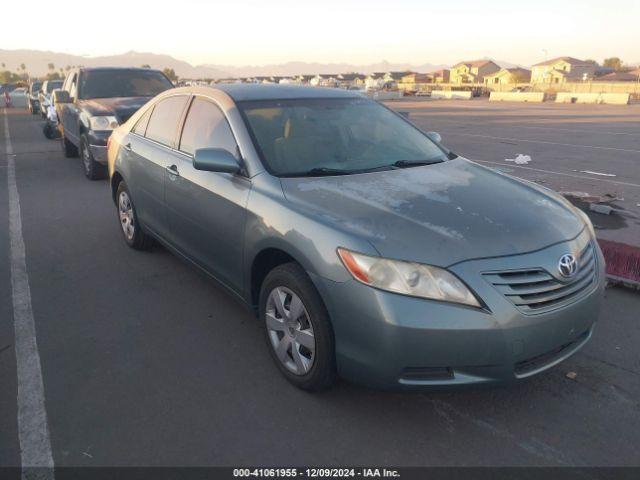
top-left (107, 84), bottom-right (605, 391)
top-left (27, 80), bottom-right (43, 114)
top-left (38, 80), bottom-right (63, 119)
top-left (8, 87), bottom-right (28, 108)
top-left (56, 67), bottom-right (173, 179)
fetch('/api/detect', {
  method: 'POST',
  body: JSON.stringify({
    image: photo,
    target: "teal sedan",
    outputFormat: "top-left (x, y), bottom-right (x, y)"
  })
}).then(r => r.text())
top-left (107, 85), bottom-right (605, 391)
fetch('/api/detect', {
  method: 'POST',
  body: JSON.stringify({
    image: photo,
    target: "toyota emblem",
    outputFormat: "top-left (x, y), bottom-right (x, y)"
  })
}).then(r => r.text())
top-left (558, 254), bottom-right (578, 278)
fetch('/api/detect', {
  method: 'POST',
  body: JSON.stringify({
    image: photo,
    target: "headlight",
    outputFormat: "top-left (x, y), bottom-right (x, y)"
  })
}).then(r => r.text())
top-left (89, 116), bottom-right (119, 131)
top-left (573, 207), bottom-right (596, 238)
top-left (337, 248), bottom-right (481, 307)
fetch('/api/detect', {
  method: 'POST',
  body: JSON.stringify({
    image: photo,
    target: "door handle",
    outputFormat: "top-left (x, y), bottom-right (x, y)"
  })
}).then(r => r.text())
top-left (166, 164), bottom-right (180, 177)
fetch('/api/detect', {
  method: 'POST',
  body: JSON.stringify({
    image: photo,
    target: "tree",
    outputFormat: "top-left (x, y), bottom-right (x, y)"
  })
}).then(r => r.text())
top-left (603, 57), bottom-right (624, 71)
top-left (47, 62), bottom-right (55, 72)
top-left (141, 64), bottom-right (151, 68)
top-left (65, 65), bottom-right (71, 72)
top-left (163, 68), bottom-right (178, 82)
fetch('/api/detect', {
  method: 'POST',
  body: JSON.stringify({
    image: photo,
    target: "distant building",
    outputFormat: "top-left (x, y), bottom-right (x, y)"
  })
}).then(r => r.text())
top-left (594, 69), bottom-right (640, 82)
top-left (336, 73), bottom-right (366, 88)
top-left (484, 67), bottom-right (531, 86)
top-left (531, 57), bottom-right (598, 84)
top-left (430, 69), bottom-right (450, 83)
top-left (450, 60), bottom-right (500, 84)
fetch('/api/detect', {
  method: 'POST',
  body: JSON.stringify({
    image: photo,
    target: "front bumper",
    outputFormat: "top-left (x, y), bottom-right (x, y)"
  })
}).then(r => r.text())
top-left (311, 233), bottom-right (605, 390)
top-left (87, 130), bottom-right (111, 165)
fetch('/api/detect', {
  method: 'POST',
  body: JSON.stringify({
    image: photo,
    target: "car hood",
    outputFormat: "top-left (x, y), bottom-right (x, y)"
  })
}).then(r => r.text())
top-left (78, 97), bottom-right (151, 122)
top-left (280, 158), bottom-right (584, 267)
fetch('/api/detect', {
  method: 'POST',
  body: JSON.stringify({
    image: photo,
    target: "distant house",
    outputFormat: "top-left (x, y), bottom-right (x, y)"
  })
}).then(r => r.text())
top-left (594, 69), bottom-right (640, 82)
top-left (450, 60), bottom-right (500, 84)
top-left (484, 67), bottom-right (531, 86)
top-left (336, 73), bottom-right (366, 88)
top-left (309, 74), bottom-right (338, 87)
top-left (531, 57), bottom-right (598, 84)
top-left (430, 69), bottom-right (450, 83)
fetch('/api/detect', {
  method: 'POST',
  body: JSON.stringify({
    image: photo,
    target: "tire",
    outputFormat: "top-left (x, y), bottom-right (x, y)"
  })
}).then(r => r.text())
top-left (62, 133), bottom-right (79, 158)
top-left (259, 262), bottom-right (336, 391)
top-left (115, 180), bottom-right (153, 250)
top-left (80, 134), bottom-right (107, 180)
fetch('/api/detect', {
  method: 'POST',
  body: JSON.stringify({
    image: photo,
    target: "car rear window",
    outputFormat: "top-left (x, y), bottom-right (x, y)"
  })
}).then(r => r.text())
top-left (144, 96), bottom-right (189, 147)
top-left (45, 81), bottom-right (62, 93)
top-left (79, 70), bottom-right (173, 100)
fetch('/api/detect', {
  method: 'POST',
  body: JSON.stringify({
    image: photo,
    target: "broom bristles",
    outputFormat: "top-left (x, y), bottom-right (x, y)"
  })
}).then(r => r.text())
top-left (598, 239), bottom-right (640, 283)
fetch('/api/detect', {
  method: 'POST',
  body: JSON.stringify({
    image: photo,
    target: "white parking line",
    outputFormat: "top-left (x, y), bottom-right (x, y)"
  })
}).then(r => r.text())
top-left (4, 109), bottom-right (55, 478)
top-left (472, 158), bottom-right (640, 188)
top-left (444, 132), bottom-right (640, 154)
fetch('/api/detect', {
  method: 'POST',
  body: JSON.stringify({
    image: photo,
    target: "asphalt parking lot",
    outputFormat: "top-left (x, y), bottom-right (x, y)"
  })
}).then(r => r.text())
top-left (2, 104), bottom-right (640, 470)
top-left (387, 98), bottom-right (640, 246)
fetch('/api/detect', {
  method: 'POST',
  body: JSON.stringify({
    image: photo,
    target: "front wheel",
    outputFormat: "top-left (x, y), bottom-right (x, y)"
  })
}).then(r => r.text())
top-left (80, 135), bottom-right (107, 180)
top-left (259, 263), bottom-right (336, 391)
top-left (115, 181), bottom-right (153, 250)
top-left (61, 133), bottom-right (78, 158)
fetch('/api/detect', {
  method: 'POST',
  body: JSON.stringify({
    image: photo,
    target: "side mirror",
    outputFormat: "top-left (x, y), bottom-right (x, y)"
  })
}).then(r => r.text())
top-left (53, 90), bottom-right (71, 104)
top-left (193, 148), bottom-right (240, 174)
top-left (427, 131), bottom-right (442, 143)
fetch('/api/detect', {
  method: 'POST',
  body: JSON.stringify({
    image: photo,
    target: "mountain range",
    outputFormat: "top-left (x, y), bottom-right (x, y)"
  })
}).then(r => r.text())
top-left (0, 49), bottom-right (525, 79)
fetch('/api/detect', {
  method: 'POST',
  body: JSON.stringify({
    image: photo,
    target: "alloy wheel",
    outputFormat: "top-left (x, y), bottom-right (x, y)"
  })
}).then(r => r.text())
top-left (266, 286), bottom-right (315, 375)
top-left (118, 191), bottom-right (135, 241)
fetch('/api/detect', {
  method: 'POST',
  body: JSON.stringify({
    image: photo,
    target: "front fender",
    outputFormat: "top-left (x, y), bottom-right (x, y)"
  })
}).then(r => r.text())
top-left (242, 173), bottom-right (377, 302)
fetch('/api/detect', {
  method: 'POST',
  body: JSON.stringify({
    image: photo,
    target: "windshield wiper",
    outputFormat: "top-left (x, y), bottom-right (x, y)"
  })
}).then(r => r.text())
top-left (392, 159), bottom-right (444, 168)
top-left (296, 167), bottom-right (353, 177)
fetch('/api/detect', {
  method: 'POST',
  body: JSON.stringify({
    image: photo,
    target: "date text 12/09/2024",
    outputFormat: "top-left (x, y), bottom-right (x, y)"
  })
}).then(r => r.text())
top-left (233, 468), bottom-right (400, 478)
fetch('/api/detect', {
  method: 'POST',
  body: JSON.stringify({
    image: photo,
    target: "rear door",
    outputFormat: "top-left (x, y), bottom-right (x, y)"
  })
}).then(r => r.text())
top-left (126, 95), bottom-right (190, 239)
top-left (164, 96), bottom-right (251, 292)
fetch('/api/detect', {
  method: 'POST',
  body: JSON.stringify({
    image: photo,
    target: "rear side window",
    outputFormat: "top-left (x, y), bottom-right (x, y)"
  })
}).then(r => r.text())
top-left (144, 96), bottom-right (189, 147)
top-left (133, 107), bottom-right (153, 136)
top-left (179, 97), bottom-right (239, 157)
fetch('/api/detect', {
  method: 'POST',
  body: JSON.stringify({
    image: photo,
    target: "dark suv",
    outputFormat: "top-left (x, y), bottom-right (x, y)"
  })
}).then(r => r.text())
top-left (55, 67), bottom-right (173, 179)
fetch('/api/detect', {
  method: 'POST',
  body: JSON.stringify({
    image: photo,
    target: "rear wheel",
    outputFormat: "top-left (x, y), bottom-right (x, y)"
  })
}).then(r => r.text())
top-left (80, 134), bottom-right (107, 180)
top-left (115, 181), bottom-right (153, 250)
top-left (259, 262), bottom-right (336, 391)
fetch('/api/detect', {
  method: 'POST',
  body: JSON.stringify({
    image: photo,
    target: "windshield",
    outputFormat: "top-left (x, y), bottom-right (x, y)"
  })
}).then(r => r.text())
top-left (238, 98), bottom-right (447, 176)
top-left (79, 70), bottom-right (173, 100)
top-left (31, 82), bottom-right (42, 93)
top-left (45, 81), bottom-right (62, 93)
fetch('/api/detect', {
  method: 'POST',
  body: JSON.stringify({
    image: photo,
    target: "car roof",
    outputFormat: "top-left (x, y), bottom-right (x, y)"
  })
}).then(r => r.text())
top-left (212, 84), bottom-right (363, 102)
top-left (78, 66), bottom-right (164, 73)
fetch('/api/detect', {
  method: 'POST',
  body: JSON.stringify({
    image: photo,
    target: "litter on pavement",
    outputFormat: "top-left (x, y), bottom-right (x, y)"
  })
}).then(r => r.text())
top-left (504, 154), bottom-right (531, 165)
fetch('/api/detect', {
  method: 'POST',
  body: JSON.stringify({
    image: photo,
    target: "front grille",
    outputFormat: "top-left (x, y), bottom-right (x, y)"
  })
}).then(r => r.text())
top-left (515, 330), bottom-right (589, 376)
top-left (484, 242), bottom-right (597, 314)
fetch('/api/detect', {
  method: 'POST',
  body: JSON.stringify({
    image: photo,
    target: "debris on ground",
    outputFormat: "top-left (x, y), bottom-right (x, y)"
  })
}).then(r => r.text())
top-left (590, 204), bottom-right (615, 215)
top-left (504, 154), bottom-right (531, 165)
top-left (566, 371), bottom-right (578, 380)
top-left (580, 170), bottom-right (617, 177)
top-left (560, 191), bottom-right (621, 204)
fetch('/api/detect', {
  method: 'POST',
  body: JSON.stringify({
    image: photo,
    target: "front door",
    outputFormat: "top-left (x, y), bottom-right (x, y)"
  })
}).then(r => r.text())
top-left (164, 96), bottom-right (251, 293)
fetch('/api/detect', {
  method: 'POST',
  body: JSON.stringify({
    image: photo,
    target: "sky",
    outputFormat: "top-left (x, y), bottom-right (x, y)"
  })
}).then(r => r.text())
top-left (1, 0), bottom-right (639, 66)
